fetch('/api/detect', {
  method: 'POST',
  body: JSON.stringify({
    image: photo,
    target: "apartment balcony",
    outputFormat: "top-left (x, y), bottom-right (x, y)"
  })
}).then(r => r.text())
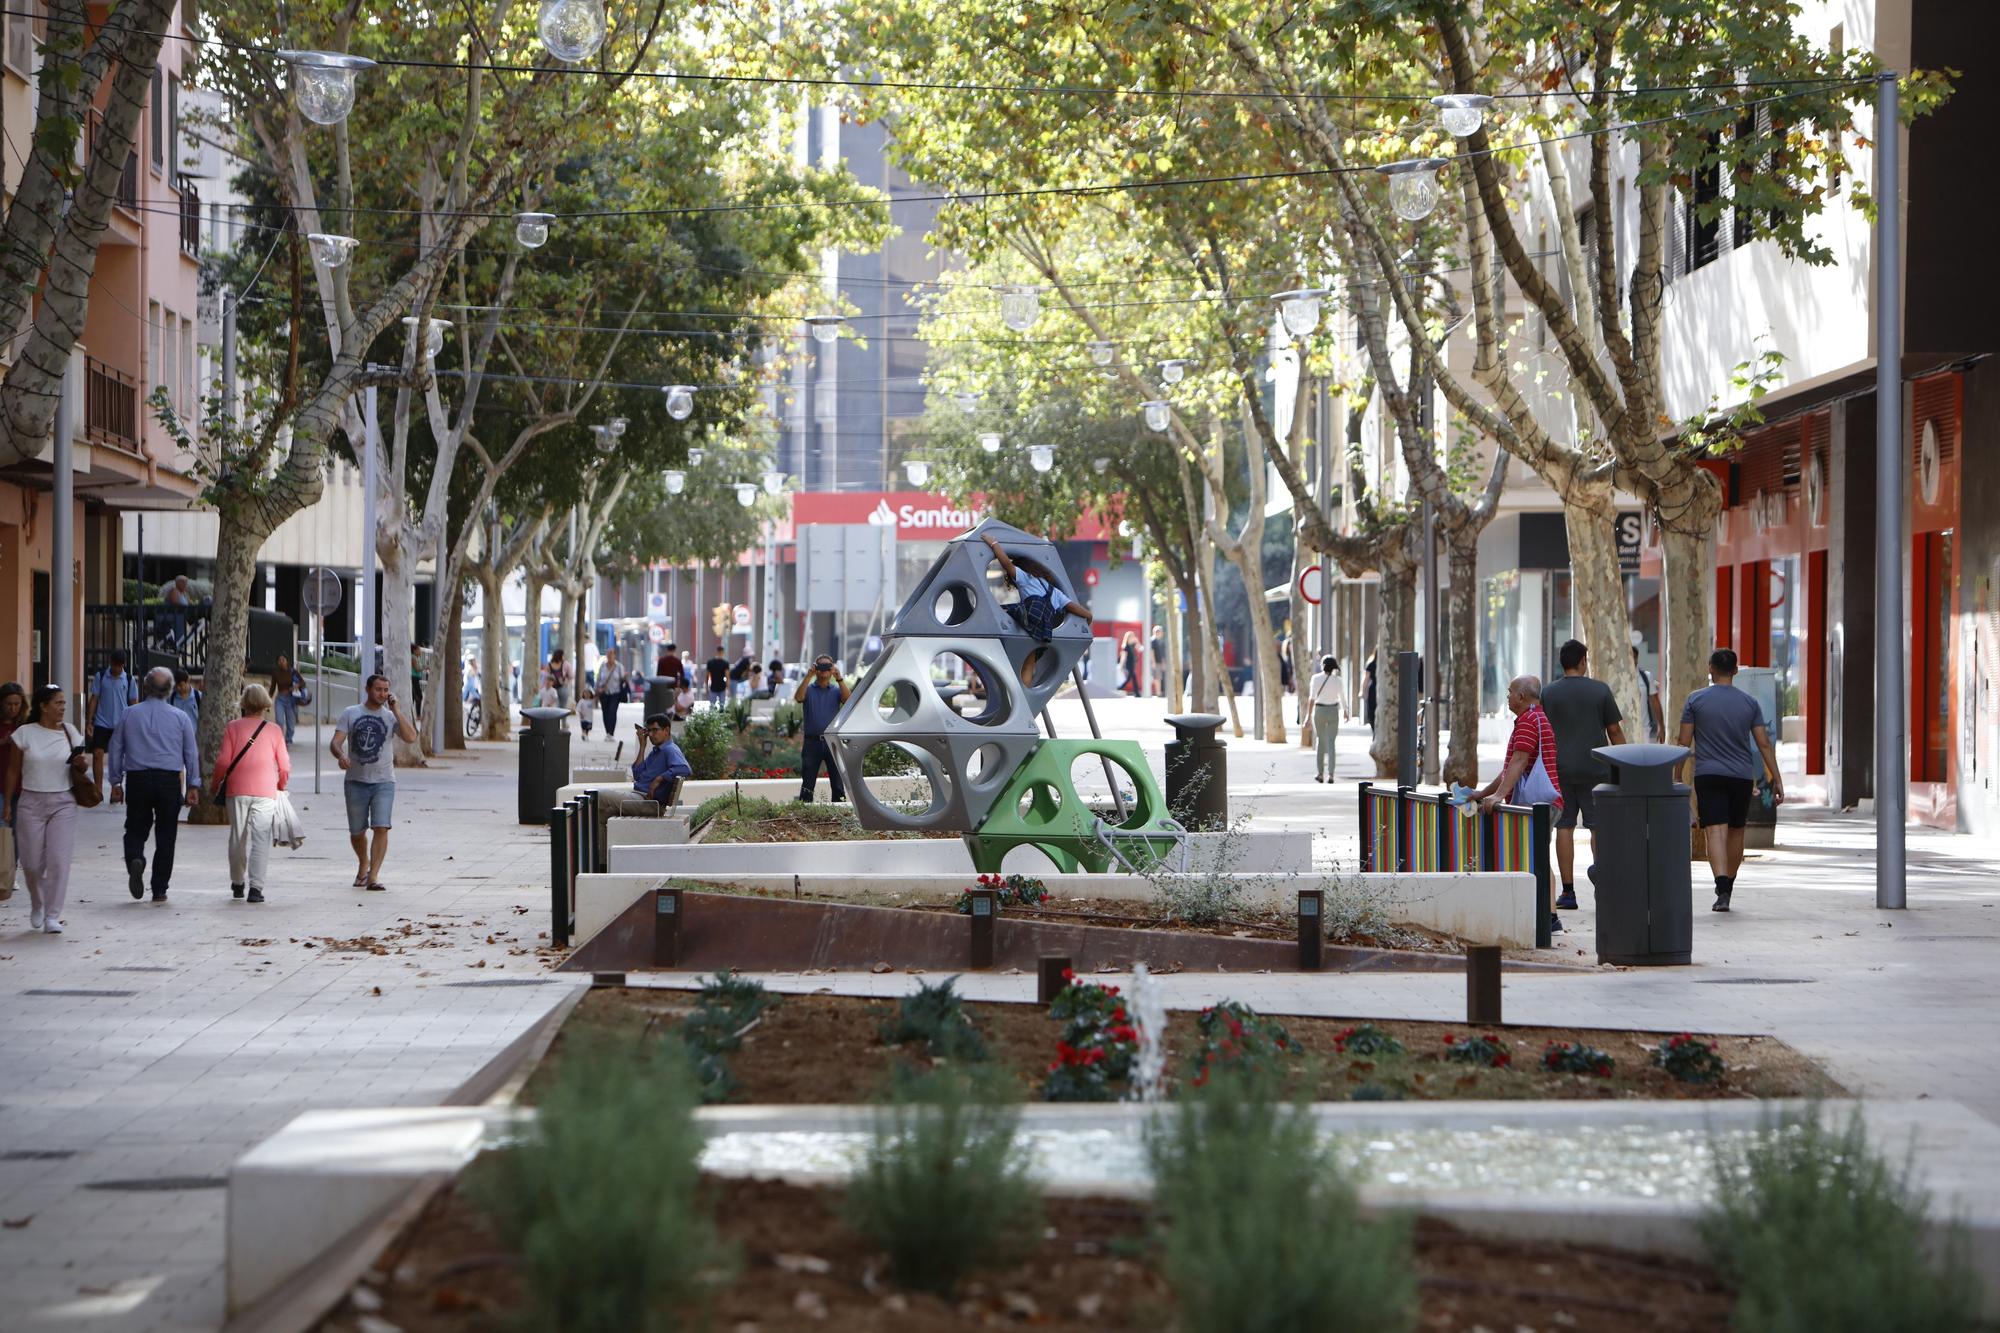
top-left (178, 177), bottom-right (200, 256)
top-left (86, 355), bottom-right (138, 451)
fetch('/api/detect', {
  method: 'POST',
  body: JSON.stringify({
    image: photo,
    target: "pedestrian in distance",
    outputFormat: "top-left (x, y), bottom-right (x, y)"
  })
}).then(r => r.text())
top-left (1362, 652), bottom-right (1378, 729)
top-left (1472, 675), bottom-right (1567, 935)
top-left (794, 655), bottom-right (851, 803)
top-left (748, 661), bottom-right (764, 699)
top-left (0, 682), bottom-right (23, 903)
top-left (705, 645), bottom-right (730, 709)
top-left (84, 650), bottom-right (138, 797)
top-left (1539, 640), bottom-right (1627, 913)
top-left (1634, 645), bottom-right (1666, 742)
top-left (7, 684), bottom-right (88, 932)
top-left (766, 655), bottom-right (785, 698)
top-left (1119, 631), bottom-right (1141, 694)
top-left (108, 667), bottom-right (202, 903)
top-left (656, 642), bottom-right (683, 683)
top-left (1678, 649), bottom-right (1785, 913)
top-left (1306, 656), bottom-right (1344, 783)
top-left (1149, 627), bottom-right (1166, 694)
top-left (596, 646), bottom-right (629, 737)
top-left (169, 668), bottom-right (203, 727)
top-left (271, 654), bottom-right (311, 745)
top-left (212, 684), bottom-right (290, 903)
top-left (331, 674), bottom-right (419, 893)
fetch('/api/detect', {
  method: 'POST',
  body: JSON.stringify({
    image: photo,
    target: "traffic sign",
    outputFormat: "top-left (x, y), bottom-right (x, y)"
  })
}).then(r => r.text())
top-left (732, 604), bottom-right (752, 631)
top-left (648, 623), bottom-right (665, 644)
top-left (304, 566), bottom-right (343, 617)
top-left (1297, 564), bottom-right (1324, 606)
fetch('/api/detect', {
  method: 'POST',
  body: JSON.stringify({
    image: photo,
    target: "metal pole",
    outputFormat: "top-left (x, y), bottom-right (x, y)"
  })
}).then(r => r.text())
top-left (1874, 71), bottom-right (1906, 909)
top-left (362, 385), bottom-right (379, 680)
top-left (51, 356), bottom-right (74, 693)
top-left (313, 619), bottom-right (324, 795)
top-left (220, 284), bottom-right (238, 426)
top-left (1317, 376), bottom-right (1335, 664)
top-left (1070, 664), bottom-right (1128, 819)
top-left (1419, 376), bottom-right (1441, 787)
top-left (431, 526), bottom-right (447, 754)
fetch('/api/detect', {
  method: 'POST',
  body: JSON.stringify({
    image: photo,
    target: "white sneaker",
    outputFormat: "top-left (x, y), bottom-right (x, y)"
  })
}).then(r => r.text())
top-left (43, 916), bottom-right (62, 934)
top-left (29, 906), bottom-right (44, 930)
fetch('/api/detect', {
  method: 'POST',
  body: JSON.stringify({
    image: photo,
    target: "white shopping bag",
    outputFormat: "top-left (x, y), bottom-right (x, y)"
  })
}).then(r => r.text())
top-left (272, 791), bottom-right (307, 850)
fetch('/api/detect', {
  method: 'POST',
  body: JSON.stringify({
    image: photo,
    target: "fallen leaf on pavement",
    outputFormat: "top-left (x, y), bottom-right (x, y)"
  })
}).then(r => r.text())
top-left (3, 1216), bottom-right (30, 1228)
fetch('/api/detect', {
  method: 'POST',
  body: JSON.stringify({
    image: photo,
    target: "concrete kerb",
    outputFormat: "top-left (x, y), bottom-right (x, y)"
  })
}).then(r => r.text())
top-left (227, 1097), bottom-right (2000, 1318)
top-left (554, 773), bottom-right (934, 810)
top-left (570, 869), bottom-right (1541, 950)
top-left (604, 828), bottom-right (1316, 876)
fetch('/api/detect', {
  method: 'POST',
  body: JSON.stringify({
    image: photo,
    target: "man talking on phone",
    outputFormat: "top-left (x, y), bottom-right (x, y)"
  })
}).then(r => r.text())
top-left (793, 655), bottom-right (851, 803)
top-left (331, 674), bottom-right (418, 892)
top-left (589, 713), bottom-right (692, 851)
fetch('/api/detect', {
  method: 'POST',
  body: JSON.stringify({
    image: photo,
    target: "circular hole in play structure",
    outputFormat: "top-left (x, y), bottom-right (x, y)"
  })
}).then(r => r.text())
top-left (1016, 780), bottom-right (1062, 821)
top-left (875, 679), bottom-right (922, 725)
top-left (932, 582), bottom-right (978, 627)
top-left (931, 651), bottom-right (1009, 727)
top-left (1068, 750), bottom-right (1146, 827)
top-left (967, 742), bottom-right (1007, 789)
top-left (1020, 645), bottom-right (1063, 692)
top-left (861, 741), bottom-right (950, 818)
top-left (999, 842), bottom-right (1067, 876)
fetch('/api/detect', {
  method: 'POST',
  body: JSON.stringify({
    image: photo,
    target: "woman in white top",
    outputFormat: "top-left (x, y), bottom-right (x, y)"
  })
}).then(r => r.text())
top-left (1307, 656), bottom-right (1345, 783)
top-left (7, 684), bottom-right (88, 933)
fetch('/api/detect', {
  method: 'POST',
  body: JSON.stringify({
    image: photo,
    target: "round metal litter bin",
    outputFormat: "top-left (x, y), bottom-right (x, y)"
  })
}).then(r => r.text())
top-left (1164, 712), bottom-right (1228, 830)
top-left (1586, 742), bottom-right (1693, 966)
top-left (518, 706), bottom-right (572, 825)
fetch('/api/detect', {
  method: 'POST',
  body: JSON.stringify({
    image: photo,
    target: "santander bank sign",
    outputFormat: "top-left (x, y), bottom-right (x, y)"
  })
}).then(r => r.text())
top-left (788, 490), bottom-right (1116, 542)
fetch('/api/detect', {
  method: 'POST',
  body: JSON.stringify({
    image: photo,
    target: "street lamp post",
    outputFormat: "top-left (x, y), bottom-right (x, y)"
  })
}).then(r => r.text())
top-left (1874, 72), bottom-right (1906, 909)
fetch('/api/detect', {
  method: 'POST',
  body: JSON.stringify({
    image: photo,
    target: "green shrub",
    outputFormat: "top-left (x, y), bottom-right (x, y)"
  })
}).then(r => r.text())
top-left (722, 697), bottom-right (752, 732)
top-left (679, 709), bottom-right (733, 779)
top-left (1190, 1001), bottom-right (1296, 1087)
top-left (1702, 1109), bottom-right (1980, 1333)
top-left (1040, 974), bottom-right (1137, 1100)
top-left (877, 976), bottom-right (987, 1061)
top-left (1147, 1067), bottom-right (1417, 1332)
top-left (1654, 1032), bottom-right (1726, 1083)
top-left (1440, 1032), bottom-right (1512, 1068)
top-left (470, 1036), bottom-right (734, 1332)
top-left (1542, 1041), bottom-right (1615, 1077)
top-left (771, 701), bottom-right (804, 737)
top-left (861, 740), bottom-right (920, 777)
top-left (844, 1070), bottom-right (1041, 1295)
top-left (1332, 1023), bottom-right (1405, 1057)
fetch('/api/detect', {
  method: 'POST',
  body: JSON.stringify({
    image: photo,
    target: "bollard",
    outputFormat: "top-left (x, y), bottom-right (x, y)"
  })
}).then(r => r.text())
top-left (578, 790), bottom-right (598, 876)
top-left (1037, 955), bottom-right (1072, 1004)
top-left (1297, 890), bottom-right (1324, 972)
top-left (653, 886), bottom-right (683, 968)
top-left (549, 807), bottom-right (571, 947)
top-left (1464, 945), bottom-right (1502, 1024)
top-left (967, 888), bottom-right (998, 969)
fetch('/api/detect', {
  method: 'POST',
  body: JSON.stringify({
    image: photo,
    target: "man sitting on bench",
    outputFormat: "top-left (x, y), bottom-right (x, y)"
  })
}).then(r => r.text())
top-left (594, 713), bottom-right (692, 851)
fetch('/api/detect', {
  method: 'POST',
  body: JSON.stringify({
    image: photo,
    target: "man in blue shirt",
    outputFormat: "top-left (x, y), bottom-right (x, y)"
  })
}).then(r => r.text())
top-left (108, 667), bottom-right (202, 902)
top-left (85, 650), bottom-right (138, 797)
top-left (794, 654), bottom-right (851, 802)
top-left (1677, 648), bottom-right (1785, 913)
top-left (593, 713), bottom-right (691, 850)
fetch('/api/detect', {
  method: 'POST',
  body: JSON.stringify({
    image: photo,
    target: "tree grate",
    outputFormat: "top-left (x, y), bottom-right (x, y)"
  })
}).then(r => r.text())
top-left (84, 1176), bottom-right (226, 1192)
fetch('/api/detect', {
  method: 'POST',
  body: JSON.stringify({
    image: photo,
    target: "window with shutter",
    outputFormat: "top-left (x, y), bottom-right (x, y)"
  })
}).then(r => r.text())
top-left (4, 0), bottom-right (39, 76)
top-left (150, 68), bottom-right (163, 170)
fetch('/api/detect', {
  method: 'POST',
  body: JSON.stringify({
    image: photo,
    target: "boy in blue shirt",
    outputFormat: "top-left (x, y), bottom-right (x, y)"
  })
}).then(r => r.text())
top-left (1677, 649), bottom-right (1785, 913)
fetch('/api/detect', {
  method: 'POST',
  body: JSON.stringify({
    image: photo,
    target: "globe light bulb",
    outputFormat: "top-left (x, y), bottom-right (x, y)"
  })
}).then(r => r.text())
top-left (1432, 93), bottom-right (1494, 138)
top-left (1142, 400), bottom-right (1171, 433)
top-left (734, 483), bottom-right (758, 507)
top-left (977, 431), bottom-right (1002, 454)
top-left (607, 416), bottom-right (628, 438)
top-left (1000, 285), bottom-right (1041, 332)
top-left (1159, 358), bottom-right (1189, 385)
top-left (664, 469), bottom-right (686, 495)
top-left (306, 233), bottom-right (357, 269)
top-left (664, 385), bottom-right (695, 420)
top-left (1092, 456), bottom-right (1111, 474)
top-left (400, 316), bottom-right (450, 360)
top-left (952, 390), bottom-right (979, 413)
top-left (1028, 445), bottom-right (1054, 473)
top-left (1089, 340), bottom-right (1114, 367)
top-left (277, 51), bottom-right (374, 126)
top-left (514, 212), bottom-right (553, 249)
top-left (805, 314), bottom-right (844, 344)
top-left (687, 447), bottom-right (705, 467)
top-left (1377, 158), bottom-right (1447, 222)
top-left (1272, 287), bottom-right (1327, 338)
top-left (903, 459), bottom-right (931, 486)
top-left (591, 424), bottom-right (616, 454)
top-left (538, 0), bottom-right (606, 62)
top-left (762, 469), bottom-right (786, 495)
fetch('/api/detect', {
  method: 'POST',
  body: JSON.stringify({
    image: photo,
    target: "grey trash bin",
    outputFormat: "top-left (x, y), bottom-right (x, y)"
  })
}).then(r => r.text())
top-left (518, 706), bottom-right (573, 825)
top-left (1585, 742), bottom-right (1693, 966)
top-left (643, 677), bottom-right (677, 720)
top-left (1164, 713), bottom-right (1228, 830)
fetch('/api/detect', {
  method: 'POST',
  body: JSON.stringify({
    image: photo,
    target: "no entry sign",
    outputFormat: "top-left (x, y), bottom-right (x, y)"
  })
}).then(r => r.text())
top-left (1297, 564), bottom-right (1324, 605)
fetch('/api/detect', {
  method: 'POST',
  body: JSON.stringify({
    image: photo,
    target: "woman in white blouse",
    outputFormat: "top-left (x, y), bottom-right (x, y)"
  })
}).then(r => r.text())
top-left (7, 684), bottom-right (88, 933)
top-left (1306, 656), bottom-right (1345, 784)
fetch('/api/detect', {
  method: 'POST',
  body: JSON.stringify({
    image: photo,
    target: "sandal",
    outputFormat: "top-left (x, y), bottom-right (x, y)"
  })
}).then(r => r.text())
top-left (353, 869), bottom-right (370, 887)
top-left (366, 881), bottom-right (386, 892)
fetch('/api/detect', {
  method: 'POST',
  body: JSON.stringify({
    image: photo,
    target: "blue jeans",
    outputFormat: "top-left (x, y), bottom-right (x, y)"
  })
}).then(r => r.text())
top-left (274, 694), bottom-right (299, 744)
top-left (343, 780), bottom-right (396, 835)
top-left (798, 734), bottom-right (845, 802)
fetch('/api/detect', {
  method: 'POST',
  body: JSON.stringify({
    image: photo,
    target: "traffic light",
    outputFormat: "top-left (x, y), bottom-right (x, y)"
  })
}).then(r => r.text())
top-left (711, 602), bottom-right (730, 638)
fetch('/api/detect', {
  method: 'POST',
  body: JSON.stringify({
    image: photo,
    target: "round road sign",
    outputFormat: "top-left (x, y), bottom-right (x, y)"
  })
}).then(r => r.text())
top-left (1297, 564), bottom-right (1324, 606)
top-left (303, 566), bottom-right (344, 617)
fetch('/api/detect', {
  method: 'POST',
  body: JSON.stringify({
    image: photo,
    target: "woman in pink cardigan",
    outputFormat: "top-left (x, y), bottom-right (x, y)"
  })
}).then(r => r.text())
top-left (212, 683), bottom-right (291, 903)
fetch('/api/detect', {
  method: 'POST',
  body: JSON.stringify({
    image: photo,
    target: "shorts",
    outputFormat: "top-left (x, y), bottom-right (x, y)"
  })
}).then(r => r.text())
top-left (89, 724), bottom-right (115, 752)
top-left (343, 780), bottom-right (396, 835)
top-left (1556, 780), bottom-right (1596, 830)
top-left (1694, 775), bottom-right (1754, 829)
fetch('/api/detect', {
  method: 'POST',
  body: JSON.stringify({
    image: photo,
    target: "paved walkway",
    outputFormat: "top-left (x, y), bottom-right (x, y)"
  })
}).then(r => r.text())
top-left (3, 696), bottom-right (1996, 1330)
top-left (0, 731), bottom-right (580, 1332)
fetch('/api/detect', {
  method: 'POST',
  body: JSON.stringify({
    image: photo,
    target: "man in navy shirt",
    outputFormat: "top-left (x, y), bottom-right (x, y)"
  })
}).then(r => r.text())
top-left (108, 667), bottom-right (202, 901)
top-left (593, 713), bottom-right (691, 850)
top-left (794, 654), bottom-right (851, 802)
top-left (1678, 649), bottom-right (1785, 913)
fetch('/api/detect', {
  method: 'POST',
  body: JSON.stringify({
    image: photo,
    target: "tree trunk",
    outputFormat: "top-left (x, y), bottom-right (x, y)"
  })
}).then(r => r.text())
top-left (441, 574), bottom-right (466, 751)
top-left (1562, 494), bottom-right (1644, 728)
top-left (1290, 538), bottom-right (1312, 747)
top-left (1221, 538), bottom-right (1286, 742)
top-left (1163, 577), bottom-right (1187, 714)
top-left (1658, 524), bottom-right (1713, 736)
top-left (1444, 535), bottom-right (1483, 787)
top-left (377, 537), bottom-right (424, 767)
top-left (521, 565), bottom-right (544, 709)
top-left (1369, 561), bottom-right (1415, 777)
top-left (191, 517), bottom-right (272, 824)
top-left (1191, 548), bottom-right (1227, 728)
top-left (478, 563), bottom-right (513, 741)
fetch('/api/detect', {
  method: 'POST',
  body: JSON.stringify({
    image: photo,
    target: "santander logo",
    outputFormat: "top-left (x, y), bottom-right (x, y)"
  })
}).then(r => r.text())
top-left (897, 499), bottom-right (981, 531)
top-left (867, 498), bottom-right (897, 526)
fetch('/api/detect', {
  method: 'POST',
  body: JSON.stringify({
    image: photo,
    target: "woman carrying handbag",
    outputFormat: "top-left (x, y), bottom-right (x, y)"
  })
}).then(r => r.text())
top-left (1472, 674), bottom-right (1568, 935)
top-left (6, 684), bottom-right (92, 933)
top-left (211, 684), bottom-right (291, 903)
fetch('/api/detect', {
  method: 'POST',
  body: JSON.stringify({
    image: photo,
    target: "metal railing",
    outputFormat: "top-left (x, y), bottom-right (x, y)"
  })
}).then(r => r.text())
top-left (1357, 781), bottom-right (1555, 948)
top-left (85, 356), bottom-right (138, 447)
top-left (82, 603), bottom-right (208, 680)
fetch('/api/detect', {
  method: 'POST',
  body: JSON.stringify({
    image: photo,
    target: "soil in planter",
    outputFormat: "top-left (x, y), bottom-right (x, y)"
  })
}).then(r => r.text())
top-left (340, 1168), bottom-right (1732, 1332)
top-left (690, 796), bottom-right (954, 843)
top-left (526, 989), bottom-right (1842, 1107)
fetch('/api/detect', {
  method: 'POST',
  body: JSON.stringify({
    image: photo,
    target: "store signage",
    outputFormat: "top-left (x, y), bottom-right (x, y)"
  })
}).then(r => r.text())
top-left (790, 491), bottom-right (1117, 542)
top-left (1615, 511), bottom-right (1643, 572)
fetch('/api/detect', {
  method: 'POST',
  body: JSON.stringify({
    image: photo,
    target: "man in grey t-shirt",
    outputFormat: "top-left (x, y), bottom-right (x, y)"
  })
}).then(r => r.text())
top-left (1539, 640), bottom-right (1626, 912)
top-left (1678, 648), bottom-right (1785, 913)
top-left (332, 674), bottom-right (418, 891)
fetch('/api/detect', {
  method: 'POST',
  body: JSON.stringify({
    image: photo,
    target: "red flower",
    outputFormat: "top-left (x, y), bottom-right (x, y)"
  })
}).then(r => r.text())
top-left (1061, 968), bottom-right (1076, 981)
top-left (1112, 1008), bottom-right (1127, 1022)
